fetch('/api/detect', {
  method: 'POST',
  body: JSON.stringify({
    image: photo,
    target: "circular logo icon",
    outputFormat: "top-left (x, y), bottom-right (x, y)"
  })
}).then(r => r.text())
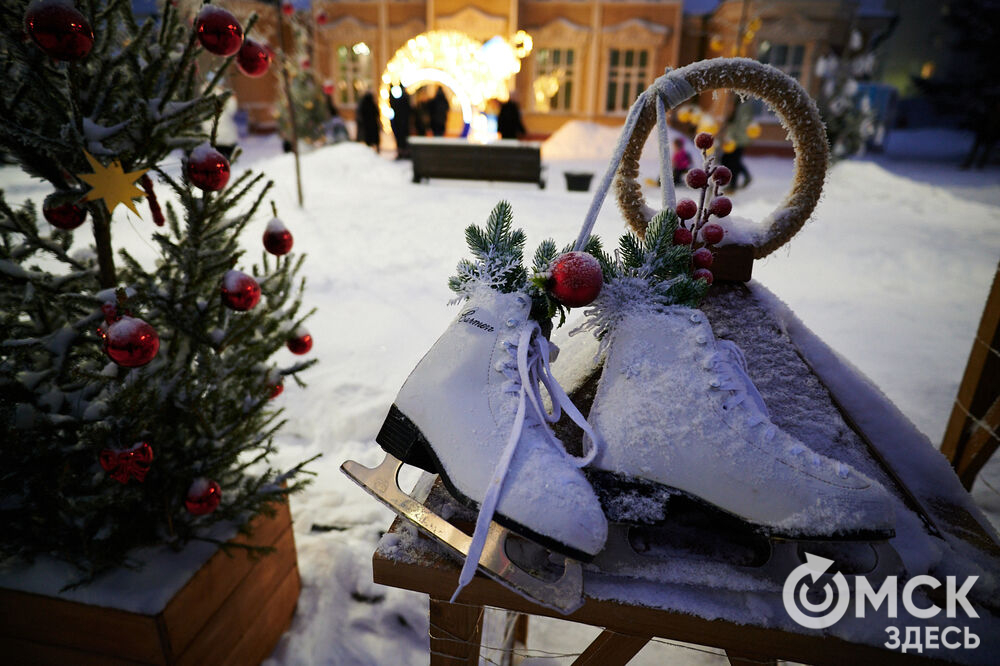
top-left (783, 553), bottom-right (851, 629)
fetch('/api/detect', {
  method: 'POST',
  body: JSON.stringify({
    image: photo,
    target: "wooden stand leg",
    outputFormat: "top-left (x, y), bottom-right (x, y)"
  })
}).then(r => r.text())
top-left (571, 629), bottom-right (650, 666)
top-left (725, 648), bottom-right (777, 665)
top-left (429, 596), bottom-right (484, 665)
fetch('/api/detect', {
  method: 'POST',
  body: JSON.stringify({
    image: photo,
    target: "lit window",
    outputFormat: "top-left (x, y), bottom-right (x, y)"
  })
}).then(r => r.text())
top-left (757, 42), bottom-right (805, 81)
top-left (605, 48), bottom-right (649, 113)
top-left (336, 44), bottom-right (372, 106)
top-left (533, 48), bottom-right (576, 112)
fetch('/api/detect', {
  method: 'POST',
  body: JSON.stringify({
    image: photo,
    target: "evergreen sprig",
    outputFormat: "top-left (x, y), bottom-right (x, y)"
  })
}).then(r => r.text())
top-left (449, 200), bottom-right (529, 295)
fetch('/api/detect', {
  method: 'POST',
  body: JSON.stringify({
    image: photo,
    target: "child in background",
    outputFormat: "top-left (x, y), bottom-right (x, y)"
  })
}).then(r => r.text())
top-left (671, 137), bottom-right (691, 184)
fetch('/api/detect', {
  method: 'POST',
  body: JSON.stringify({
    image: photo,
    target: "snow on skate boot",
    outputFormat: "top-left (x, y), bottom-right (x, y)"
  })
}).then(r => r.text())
top-left (343, 284), bottom-right (606, 613)
top-left (580, 297), bottom-right (899, 581)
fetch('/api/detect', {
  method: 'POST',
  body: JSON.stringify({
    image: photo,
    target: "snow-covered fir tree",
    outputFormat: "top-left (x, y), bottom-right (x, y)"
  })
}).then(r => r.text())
top-left (813, 29), bottom-right (878, 160)
top-left (0, 0), bottom-right (315, 585)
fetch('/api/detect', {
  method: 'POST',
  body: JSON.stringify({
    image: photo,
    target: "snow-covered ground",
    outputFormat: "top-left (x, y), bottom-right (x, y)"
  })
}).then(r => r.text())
top-left (2, 124), bottom-right (998, 664)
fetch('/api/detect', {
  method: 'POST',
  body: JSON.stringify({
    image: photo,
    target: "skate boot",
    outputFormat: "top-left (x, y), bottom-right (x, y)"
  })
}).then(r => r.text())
top-left (579, 294), bottom-right (897, 579)
top-left (344, 284), bottom-right (606, 611)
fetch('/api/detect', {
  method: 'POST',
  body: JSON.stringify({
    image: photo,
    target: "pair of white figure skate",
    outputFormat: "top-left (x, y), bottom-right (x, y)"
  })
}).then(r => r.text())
top-left (343, 281), bottom-right (896, 612)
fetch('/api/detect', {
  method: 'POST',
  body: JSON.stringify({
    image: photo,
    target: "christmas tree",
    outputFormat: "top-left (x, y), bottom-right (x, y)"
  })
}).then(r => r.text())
top-left (813, 30), bottom-right (879, 160)
top-left (274, 3), bottom-right (329, 146)
top-left (0, 0), bottom-right (315, 586)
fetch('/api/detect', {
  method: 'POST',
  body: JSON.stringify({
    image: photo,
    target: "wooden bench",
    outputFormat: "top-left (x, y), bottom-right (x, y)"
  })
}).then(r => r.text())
top-left (410, 137), bottom-right (545, 188)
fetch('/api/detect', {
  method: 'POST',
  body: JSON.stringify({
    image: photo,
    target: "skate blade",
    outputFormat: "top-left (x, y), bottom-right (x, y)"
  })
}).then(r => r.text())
top-left (341, 453), bottom-right (586, 614)
top-left (594, 523), bottom-right (904, 585)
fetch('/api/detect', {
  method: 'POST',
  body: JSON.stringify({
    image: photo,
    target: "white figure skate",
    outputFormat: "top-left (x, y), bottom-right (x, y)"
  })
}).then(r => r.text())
top-left (580, 296), bottom-right (900, 581)
top-left (342, 285), bottom-right (606, 613)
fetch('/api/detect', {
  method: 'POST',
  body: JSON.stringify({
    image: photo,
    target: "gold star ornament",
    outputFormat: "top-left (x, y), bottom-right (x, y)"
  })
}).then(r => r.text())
top-left (78, 151), bottom-right (149, 216)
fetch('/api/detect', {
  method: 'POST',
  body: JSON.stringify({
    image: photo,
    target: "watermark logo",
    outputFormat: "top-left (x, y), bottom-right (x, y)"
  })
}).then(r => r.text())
top-left (782, 553), bottom-right (851, 629)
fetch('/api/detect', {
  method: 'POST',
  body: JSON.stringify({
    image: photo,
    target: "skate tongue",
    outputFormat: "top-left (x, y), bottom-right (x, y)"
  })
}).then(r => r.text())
top-left (715, 339), bottom-right (770, 419)
top-left (452, 321), bottom-right (599, 601)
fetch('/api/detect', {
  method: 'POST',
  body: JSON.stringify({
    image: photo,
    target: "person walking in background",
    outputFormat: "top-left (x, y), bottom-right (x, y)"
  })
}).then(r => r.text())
top-left (389, 84), bottom-right (412, 159)
top-left (497, 92), bottom-right (526, 140)
top-left (671, 136), bottom-right (691, 184)
top-left (324, 95), bottom-right (349, 143)
top-left (429, 87), bottom-right (449, 137)
top-left (356, 91), bottom-right (380, 153)
top-left (720, 100), bottom-right (754, 191)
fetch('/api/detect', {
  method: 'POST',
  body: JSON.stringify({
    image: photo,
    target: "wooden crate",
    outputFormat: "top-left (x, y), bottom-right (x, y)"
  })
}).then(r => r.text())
top-left (0, 501), bottom-right (300, 665)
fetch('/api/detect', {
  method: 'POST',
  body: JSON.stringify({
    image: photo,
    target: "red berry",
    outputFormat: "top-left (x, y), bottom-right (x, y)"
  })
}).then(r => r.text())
top-left (287, 327), bottom-right (312, 355)
top-left (24, 0), bottom-right (94, 61)
top-left (221, 270), bottom-right (261, 311)
top-left (43, 200), bottom-right (87, 230)
top-left (693, 268), bottom-right (714, 284)
top-left (194, 5), bottom-right (243, 57)
top-left (548, 251), bottom-right (603, 308)
top-left (702, 223), bottom-right (725, 245)
top-left (712, 166), bottom-right (732, 186)
top-left (105, 316), bottom-right (160, 368)
top-left (672, 227), bottom-right (693, 246)
top-left (708, 196), bottom-right (732, 218)
top-left (685, 168), bottom-right (708, 189)
top-left (236, 38), bottom-right (270, 78)
top-left (695, 132), bottom-right (714, 150)
top-left (692, 247), bottom-right (714, 269)
top-left (675, 198), bottom-right (697, 220)
top-left (186, 143), bottom-right (231, 191)
top-left (185, 478), bottom-right (222, 516)
top-left (263, 217), bottom-right (294, 255)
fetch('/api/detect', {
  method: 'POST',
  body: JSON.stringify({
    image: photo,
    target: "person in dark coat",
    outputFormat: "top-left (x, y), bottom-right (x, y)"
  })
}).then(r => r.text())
top-left (389, 85), bottom-right (412, 159)
top-left (429, 87), bottom-right (449, 137)
top-left (497, 93), bottom-right (526, 140)
top-left (356, 91), bottom-right (380, 153)
top-left (720, 100), bottom-right (754, 190)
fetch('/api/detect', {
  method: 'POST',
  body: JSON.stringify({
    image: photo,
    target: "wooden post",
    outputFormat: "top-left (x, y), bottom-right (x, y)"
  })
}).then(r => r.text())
top-left (571, 630), bottom-right (650, 665)
top-left (429, 596), bottom-right (483, 665)
top-left (276, 4), bottom-right (304, 207)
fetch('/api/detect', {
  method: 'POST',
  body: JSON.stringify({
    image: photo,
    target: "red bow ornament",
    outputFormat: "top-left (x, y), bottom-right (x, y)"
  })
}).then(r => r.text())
top-left (99, 441), bottom-right (154, 483)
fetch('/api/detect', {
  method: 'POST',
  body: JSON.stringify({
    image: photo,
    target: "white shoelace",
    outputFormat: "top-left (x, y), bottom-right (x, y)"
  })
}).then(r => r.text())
top-left (451, 319), bottom-right (599, 601)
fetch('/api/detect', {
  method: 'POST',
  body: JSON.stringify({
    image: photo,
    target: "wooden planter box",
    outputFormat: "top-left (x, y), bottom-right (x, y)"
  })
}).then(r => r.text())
top-left (0, 501), bottom-right (299, 665)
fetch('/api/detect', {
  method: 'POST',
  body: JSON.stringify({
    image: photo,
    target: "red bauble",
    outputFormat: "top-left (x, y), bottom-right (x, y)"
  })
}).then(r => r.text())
top-left (708, 196), bottom-right (732, 218)
top-left (712, 166), bottom-right (732, 186)
top-left (548, 251), bottom-right (603, 308)
top-left (316, 10), bottom-right (328, 24)
top-left (281, 2), bottom-right (294, 16)
top-left (263, 217), bottom-right (294, 255)
top-left (25, 0), bottom-right (94, 61)
top-left (685, 168), bottom-right (708, 189)
top-left (186, 143), bottom-right (231, 191)
top-left (43, 200), bottom-right (87, 230)
top-left (300, 57), bottom-right (311, 70)
top-left (221, 269), bottom-right (261, 311)
top-left (693, 268), bottom-right (714, 285)
top-left (322, 81), bottom-right (334, 96)
top-left (675, 198), bottom-right (697, 221)
top-left (195, 5), bottom-right (243, 57)
top-left (105, 315), bottom-right (160, 367)
top-left (99, 441), bottom-right (154, 484)
top-left (694, 132), bottom-right (714, 150)
top-left (701, 223), bottom-right (725, 245)
top-left (236, 38), bottom-right (270, 78)
top-left (287, 327), bottom-right (312, 354)
top-left (672, 227), bottom-right (693, 246)
top-left (270, 381), bottom-right (284, 399)
top-left (692, 247), bottom-right (714, 269)
top-left (185, 478), bottom-right (222, 516)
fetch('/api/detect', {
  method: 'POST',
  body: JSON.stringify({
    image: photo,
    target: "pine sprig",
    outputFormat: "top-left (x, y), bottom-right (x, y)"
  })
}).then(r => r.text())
top-left (449, 201), bottom-right (529, 295)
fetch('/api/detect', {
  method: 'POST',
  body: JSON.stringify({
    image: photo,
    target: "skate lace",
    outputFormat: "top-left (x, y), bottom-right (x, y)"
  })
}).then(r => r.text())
top-left (452, 318), bottom-right (600, 602)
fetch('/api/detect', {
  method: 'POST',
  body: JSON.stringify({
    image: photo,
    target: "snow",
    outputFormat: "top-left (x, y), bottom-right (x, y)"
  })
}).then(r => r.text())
top-left (1, 123), bottom-right (998, 664)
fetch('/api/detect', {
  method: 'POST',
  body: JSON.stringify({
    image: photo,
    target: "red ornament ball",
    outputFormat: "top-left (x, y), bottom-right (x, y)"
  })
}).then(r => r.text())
top-left (685, 168), bottom-right (708, 189)
top-left (270, 380), bottom-right (284, 399)
top-left (195, 5), bottom-right (243, 57)
top-left (300, 57), bottom-right (311, 70)
top-left (99, 441), bottom-right (154, 484)
top-left (322, 81), bottom-right (334, 96)
top-left (708, 196), bottom-right (732, 218)
top-left (281, 2), bottom-right (294, 16)
top-left (263, 217), bottom-right (294, 255)
top-left (548, 251), bottom-right (603, 308)
top-left (221, 269), bottom-right (261, 311)
top-left (672, 227), bottom-right (693, 246)
top-left (105, 315), bottom-right (160, 367)
top-left (185, 478), bottom-right (222, 516)
top-left (712, 166), bottom-right (732, 186)
top-left (43, 199), bottom-right (87, 230)
top-left (692, 247), bottom-right (714, 269)
top-left (287, 327), bottom-right (313, 355)
top-left (25, 0), bottom-right (94, 61)
top-left (693, 268), bottom-right (714, 285)
top-left (316, 10), bottom-right (328, 24)
top-left (236, 38), bottom-right (270, 78)
top-left (675, 198), bottom-right (697, 221)
top-left (694, 132), bottom-right (714, 150)
top-left (186, 143), bottom-right (231, 191)
top-left (702, 223), bottom-right (725, 245)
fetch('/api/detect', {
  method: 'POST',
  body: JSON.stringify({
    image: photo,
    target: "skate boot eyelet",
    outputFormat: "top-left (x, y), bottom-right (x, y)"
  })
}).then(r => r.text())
top-left (709, 378), bottom-right (721, 388)
top-left (506, 318), bottom-right (517, 328)
top-left (689, 313), bottom-right (702, 323)
top-left (696, 334), bottom-right (707, 344)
